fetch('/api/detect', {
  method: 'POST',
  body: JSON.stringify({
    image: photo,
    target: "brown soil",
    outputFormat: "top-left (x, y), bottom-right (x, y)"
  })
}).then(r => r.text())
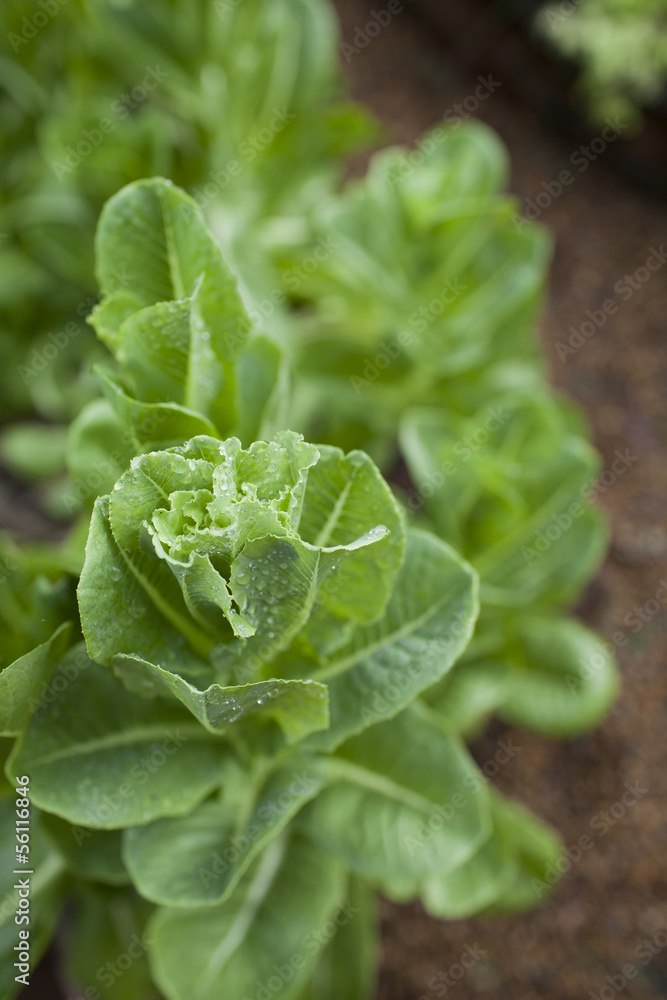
top-left (331, 2), bottom-right (667, 999)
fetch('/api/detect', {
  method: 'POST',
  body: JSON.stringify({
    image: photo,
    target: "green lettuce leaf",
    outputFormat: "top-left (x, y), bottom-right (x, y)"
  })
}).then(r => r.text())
top-left (422, 789), bottom-right (563, 918)
top-left (299, 704), bottom-right (491, 887)
top-left (7, 648), bottom-right (227, 829)
top-left (123, 758), bottom-right (327, 906)
top-left (148, 835), bottom-right (347, 1000)
top-left (295, 875), bottom-right (378, 1000)
top-left (304, 529), bottom-right (478, 750)
top-left (0, 622), bottom-right (71, 737)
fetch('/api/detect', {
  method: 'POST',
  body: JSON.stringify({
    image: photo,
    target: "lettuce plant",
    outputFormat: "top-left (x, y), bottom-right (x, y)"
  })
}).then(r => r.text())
top-left (534, 0), bottom-right (667, 125)
top-left (0, 0), bottom-right (375, 421)
top-left (401, 394), bottom-right (617, 737)
top-left (275, 124), bottom-right (618, 740)
top-left (277, 121), bottom-right (551, 458)
top-left (0, 178), bottom-right (573, 1000)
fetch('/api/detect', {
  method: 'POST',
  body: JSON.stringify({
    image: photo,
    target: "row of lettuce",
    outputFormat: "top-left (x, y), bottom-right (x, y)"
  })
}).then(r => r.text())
top-left (0, 2), bottom-right (617, 998)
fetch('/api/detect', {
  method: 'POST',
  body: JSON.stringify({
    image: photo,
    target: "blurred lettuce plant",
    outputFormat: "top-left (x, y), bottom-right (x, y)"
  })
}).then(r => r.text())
top-left (0, 0), bottom-right (375, 421)
top-left (270, 123), bottom-right (618, 739)
top-left (534, 0), bottom-right (667, 125)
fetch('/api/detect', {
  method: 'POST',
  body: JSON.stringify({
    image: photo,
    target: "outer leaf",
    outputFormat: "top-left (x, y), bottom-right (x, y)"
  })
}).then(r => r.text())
top-left (305, 528), bottom-right (478, 750)
top-left (498, 617), bottom-right (619, 737)
top-left (149, 836), bottom-right (347, 1000)
top-left (94, 178), bottom-right (252, 429)
top-left (89, 290), bottom-right (145, 353)
top-left (296, 444), bottom-right (405, 655)
top-left (8, 649), bottom-right (227, 829)
top-left (79, 497), bottom-right (216, 675)
top-left (41, 813), bottom-right (129, 886)
top-left (0, 622), bottom-right (71, 736)
top-left (94, 177), bottom-right (250, 358)
top-left (113, 655), bottom-right (329, 744)
top-left (295, 876), bottom-right (378, 1000)
top-left (421, 789), bottom-right (562, 918)
top-left (485, 793), bottom-right (564, 914)
top-left (123, 759), bottom-right (327, 906)
top-left (98, 367), bottom-right (219, 447)
top-left (299, 704), bottom-right (491, 886)
top-left (0, 537), bottom-right (78, 670)
top-left (421, 825), bottom-right (515, 920)
top-left (64, 884), bottom-right (159, 1000)
top-left (421, 790), bottom-right (517, 919)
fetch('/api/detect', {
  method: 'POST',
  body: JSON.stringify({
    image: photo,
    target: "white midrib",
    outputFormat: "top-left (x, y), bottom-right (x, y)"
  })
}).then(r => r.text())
top-left (22, 722), bottom-right (213, 768)
top-left (162, 194), bottom-right (186, 299)
top-left (161, 193), bottom-right (208, 415)
top-left (192, 836), bottom-right (287, 999)
top-left (313, 478), bottom-right (353, 548)
top-left (113, 537), bottom-right (213, 661)
top-left (328, 757), bottom-right (437, 816)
